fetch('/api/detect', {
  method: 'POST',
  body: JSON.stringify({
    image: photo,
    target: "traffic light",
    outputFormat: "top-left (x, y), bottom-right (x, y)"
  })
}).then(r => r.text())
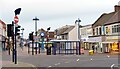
top-left (7, 24), bottom-right (13, 37)
top-left (14, 8), bottom-right (21, 15)
top-left (15, 25), bottom-right (21, 35)
top-left (29, 32), bottom-right (34, 40)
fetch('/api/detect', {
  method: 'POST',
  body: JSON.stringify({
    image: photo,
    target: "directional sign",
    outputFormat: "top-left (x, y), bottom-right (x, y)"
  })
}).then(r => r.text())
top-left (14, 15), bottom-right (19, 24)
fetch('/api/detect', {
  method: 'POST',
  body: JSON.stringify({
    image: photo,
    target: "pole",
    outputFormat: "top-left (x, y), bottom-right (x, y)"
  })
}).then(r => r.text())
top-left (21, 28), bottom-right (24, 50)
top-left (33, 17), bottom-right (39, 54)
top-left (12, 21), bottom-right (14, 62)
top-left (8, 37), bottom-right (10, 55)
top-left (76, 18), bottom-right (81, 55)
top-left (35, 21), bottom-right (37, 54)
top-left (15, 26), bottom-right (17, 64)
top-left (32, 40), bottom-right (34, 55)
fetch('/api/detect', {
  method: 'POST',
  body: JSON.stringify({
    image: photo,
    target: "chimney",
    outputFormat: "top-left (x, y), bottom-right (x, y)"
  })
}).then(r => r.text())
top-left (114, 5), bottom-right (120, 12)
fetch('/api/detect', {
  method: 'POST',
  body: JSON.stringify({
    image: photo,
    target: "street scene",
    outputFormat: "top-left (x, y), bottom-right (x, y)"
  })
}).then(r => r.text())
top-left (0, 0), bottom-right (120, 69)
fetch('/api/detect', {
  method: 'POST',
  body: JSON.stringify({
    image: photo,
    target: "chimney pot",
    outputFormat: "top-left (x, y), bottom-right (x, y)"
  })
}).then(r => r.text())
top-left (114, 5), bottom-right (120, 12)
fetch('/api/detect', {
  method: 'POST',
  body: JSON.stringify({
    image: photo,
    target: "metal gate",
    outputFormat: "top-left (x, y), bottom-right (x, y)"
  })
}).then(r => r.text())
top-left (51, 40), bottom-right (81, 55)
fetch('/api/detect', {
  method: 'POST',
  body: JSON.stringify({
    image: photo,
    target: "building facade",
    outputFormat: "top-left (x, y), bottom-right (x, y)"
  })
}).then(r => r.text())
top-left (88, 5), bottom-right (120, 54)
top-left (0, 20), bottom-right (7, 51)
top-left (80, 24), bottom-right (93, 50)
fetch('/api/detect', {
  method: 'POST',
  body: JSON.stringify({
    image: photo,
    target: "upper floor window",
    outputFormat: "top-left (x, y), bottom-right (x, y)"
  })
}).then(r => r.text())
top-left (93, 29), bottom-right (95, 35)
top-left (106, 27), bottom-right (108, 34)
top-left (112, 24), bottom-right (120, 33)
top-left (96, 28), bottom-right (98, 35)
top-left (99, 27), bottom-right (102, 35)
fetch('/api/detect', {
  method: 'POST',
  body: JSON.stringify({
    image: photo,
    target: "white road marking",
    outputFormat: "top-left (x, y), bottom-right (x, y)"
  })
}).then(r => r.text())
top-left (76, 59), bottom-right (79, 61)
top-left (54, 64), bottom-right (58, 66)
top-left (90, 58), bottom-right (93, 61)
top-left (111, 64), bottom-right (115, 68)
top-left (57, 63), bottom-right (60, 65)
top-left (48, 66), bottom-right (52, 67)
top-left (107, 55), bottom-right (110, 58)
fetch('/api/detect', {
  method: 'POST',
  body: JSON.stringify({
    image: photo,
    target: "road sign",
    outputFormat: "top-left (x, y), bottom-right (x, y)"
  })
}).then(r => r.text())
top-left (40, 32), bottom-right (44, 37)
top-left (14, 15), bottom-right (19, 24)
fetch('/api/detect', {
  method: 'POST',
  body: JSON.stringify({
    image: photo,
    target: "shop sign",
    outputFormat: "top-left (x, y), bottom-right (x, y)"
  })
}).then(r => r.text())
top-left (106, 36), bottom-right (120, 41)
top-left (88, 37), bottom-right (102, 42)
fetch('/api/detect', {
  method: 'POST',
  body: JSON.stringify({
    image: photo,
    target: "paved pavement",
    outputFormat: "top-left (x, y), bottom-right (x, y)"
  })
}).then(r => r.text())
top-left (1, 46), bottom-right (36, 68)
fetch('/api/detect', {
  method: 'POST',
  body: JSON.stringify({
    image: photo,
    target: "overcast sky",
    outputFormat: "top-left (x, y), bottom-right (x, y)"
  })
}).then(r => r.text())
top-left (0, 0), bottom-right (119, 38)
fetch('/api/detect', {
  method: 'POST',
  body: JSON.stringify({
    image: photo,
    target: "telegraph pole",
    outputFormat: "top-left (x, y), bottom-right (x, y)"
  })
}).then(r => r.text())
top-left (33, 17), bottom-right (39, 54)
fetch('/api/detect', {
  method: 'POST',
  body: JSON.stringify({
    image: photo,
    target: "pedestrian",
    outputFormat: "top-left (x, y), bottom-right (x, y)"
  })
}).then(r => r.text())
top-left (92, 45), bottom-right (95, 53)
top-left (95, 45), bottom-right (97, 53)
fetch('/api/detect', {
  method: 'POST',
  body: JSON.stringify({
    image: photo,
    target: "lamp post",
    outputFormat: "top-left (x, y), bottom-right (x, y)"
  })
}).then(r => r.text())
top-left (46, 27), bottom-right (51, 55)
top-left (21, 28), bottom-right (24, 50)
top-left (55, 29), bottom-right (58, 39)
top-left (75, 18), bottom-right (81, 55)
top-left (33, 17), bottom-right (39, 54)
top-left (75, 18), bottom-right (81, 40)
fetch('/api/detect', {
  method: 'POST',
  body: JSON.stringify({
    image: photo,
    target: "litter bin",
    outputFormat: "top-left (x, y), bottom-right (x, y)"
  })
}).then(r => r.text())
top-left (89, 50), bottom-right (94, 55)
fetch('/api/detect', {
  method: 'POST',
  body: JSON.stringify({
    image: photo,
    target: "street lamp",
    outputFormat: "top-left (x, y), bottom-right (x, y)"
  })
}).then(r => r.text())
top-left (46, 27), bottom-right (51, 55)
top-left (33, 17), bottom-right (39, 54)
top-left (75, 18), bottom-right (81, 55)
top-left (55, 29), bottom-right (58, 39)
top-left (75, 18), bottom-right (81, 40)
top-left (47, 27), bottom-right (51, 41)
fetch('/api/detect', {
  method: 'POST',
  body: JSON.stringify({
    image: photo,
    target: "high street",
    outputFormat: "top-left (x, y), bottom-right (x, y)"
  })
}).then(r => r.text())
top-left (2, 47), bottom-right (119, 68)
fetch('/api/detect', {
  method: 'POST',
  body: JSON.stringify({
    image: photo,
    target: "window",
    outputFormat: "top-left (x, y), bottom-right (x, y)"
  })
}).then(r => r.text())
top-left (96, 28), bottom-right (98, 35)
top-left (93, 29), bottom-right (95, 35)
top-left (118, 25), bottom-right (120, 32)
top-left (99, 27), bottom-right (102, 35)
top-left (112, 24), bottom-right (120, 33)
top-left (106, 27), bottom-right (108, 34)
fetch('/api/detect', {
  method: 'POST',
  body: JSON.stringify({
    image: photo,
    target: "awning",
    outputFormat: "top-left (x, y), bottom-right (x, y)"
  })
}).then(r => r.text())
top-left (102, 41), bottom-right (119, 44)
top-left (83, 41), bottom-right (100, 43)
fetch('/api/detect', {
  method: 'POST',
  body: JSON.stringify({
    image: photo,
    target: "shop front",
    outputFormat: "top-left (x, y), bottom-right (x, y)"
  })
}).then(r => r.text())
top-left (87, 36), bottom-right (103, 53)
top-left (103, 36), bottom-right (120, 54)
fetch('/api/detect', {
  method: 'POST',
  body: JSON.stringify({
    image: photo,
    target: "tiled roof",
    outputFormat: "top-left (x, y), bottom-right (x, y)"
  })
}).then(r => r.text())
top-left (92, 12), bottom-right (115, 28)
top-left (105, 10), bottom-right (120, 25)
top-left (56, 25), bottom-right (75, 35)
top-left (61, 26), bottom-right (75, 34)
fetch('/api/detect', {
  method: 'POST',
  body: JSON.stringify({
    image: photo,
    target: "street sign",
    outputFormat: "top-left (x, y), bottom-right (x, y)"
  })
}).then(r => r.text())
top-left (40, 32), bottom-right (44, 37)
top-left (14, 15), bottom-right (19, 24)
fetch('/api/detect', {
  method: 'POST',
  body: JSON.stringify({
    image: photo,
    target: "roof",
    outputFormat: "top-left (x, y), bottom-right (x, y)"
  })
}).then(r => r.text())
top-left (81, 24), bottom-right (92, 28)
top-left (62, 26), bottom-right (75, 34)
top-left (55, 25), bottom-right (75, 35)
top-left (104, 10), bottom-right (120, 25)
top-left (92, 12), bottom-right (115, 28)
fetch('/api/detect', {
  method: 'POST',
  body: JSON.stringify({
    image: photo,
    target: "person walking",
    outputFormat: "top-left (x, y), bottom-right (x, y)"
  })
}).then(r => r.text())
top-left (92, 45), bottom-right (95, 53)
top-left (95, 45), bottom-right (97, 53)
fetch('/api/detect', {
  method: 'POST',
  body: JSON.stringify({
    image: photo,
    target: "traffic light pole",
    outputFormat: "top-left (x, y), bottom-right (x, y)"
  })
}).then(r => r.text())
top-left (12, 21), bottom-right (15, 62)
top-left (15, 27), bottom-right (17, 64)
top-left (14, 26), bottom-right (17, 64)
